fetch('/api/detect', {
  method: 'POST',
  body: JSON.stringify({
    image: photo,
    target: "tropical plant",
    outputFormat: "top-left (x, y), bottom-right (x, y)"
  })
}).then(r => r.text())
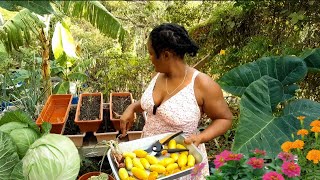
top-left (51, 20), bottom-right (88, 94)
top-left (280, 116), bottom-right (320, 179)
top-left (0, 1), bottom-right (126, 99)
top-left (218, 52), bottom-right (320, 158)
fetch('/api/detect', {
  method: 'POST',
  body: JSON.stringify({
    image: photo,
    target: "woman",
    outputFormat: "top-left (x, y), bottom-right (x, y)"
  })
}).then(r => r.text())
top-left (120, 23), bottom-right (233, 179)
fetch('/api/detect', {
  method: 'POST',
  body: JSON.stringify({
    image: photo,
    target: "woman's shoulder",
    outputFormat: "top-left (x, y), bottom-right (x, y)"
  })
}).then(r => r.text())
top-left (194, 71), bottom-right (222, 93)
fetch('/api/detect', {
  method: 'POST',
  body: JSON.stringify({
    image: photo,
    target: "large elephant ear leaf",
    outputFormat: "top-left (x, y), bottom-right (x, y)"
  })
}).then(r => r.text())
top-left (232, 76), bottom-right (320, 157)
top-left (218, 56), bottom-right (307, 97)
top-left (300, 48), bottom-right (320, 72)
top-left (283, 99), bottom-right (320, 125)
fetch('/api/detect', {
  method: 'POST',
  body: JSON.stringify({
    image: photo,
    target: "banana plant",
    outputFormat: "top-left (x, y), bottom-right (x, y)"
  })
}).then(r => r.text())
top-left (0, 1), bottom-right (126, 100)
top-left (50, 20), bottom-right (88, 94)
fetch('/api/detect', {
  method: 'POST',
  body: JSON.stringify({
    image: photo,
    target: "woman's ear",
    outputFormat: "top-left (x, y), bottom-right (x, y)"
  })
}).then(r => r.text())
top-left (163, 50), bottom-right (173, 60)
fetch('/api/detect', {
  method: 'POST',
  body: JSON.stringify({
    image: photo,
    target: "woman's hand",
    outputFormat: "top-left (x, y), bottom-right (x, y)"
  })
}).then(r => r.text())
top-left (184, 134), bottom-right (203, 147)
top-left (119, 100), bottom-right (143, 137)
top-left (120, 107), bottom-right (135, 137)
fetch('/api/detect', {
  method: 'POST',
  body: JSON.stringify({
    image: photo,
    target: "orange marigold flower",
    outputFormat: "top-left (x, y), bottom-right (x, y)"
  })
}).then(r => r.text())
top-left (311, 126), bottom-right (320, 133)
top-left (291, 140), bottom-right (304, 149)
top-left (310, 120), bottom-right (320, 127)
top-left (297, 129), bottom-right (308, 136)
top-left (281, 141), bottom-right (293, 152)
top-left (296, 116), bottom-right (306, 121)
top-left (306, 150), bottom-right (320, 164)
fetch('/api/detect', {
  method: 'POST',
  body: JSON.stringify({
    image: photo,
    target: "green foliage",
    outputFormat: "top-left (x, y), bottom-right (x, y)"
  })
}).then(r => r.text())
top-left (1, 56), bottom-right (45, 119)
top-left (0, 131), bottom-right (20, 179)
top-left (0, 1), bottom-right (54, 15)
top-left (300, 48), bottom-right (320, 72)
top-left (0, 9), bottom-right (44, 53)
top-left (58, 1), bottom-right (126, 42)
top-left (232, 75), bottom-right (320, 157)
top-left (218, 50), bottom-right (320, 157)
top-left (218, 56), bottom-right (307, 100)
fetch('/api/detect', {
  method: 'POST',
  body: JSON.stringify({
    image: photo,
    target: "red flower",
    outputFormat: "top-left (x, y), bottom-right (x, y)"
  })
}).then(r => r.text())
top-left (247, 157), bottom-right (264, 169)
top-left (277, 152), bottom-right (295, 162)
top-left (214, 155), bottom-right (226, 169)
top-left (226, 153), bottom-right (243, 161)
top-left (262, 171), bottom-right (285, 180)
top-left (253, 149), bottom-right (266, 156)
top-left (281, 161), bottom-right (301, 177)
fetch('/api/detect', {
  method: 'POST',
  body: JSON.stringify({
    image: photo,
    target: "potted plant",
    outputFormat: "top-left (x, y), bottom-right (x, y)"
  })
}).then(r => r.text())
top-left (75, 93), bottom-right (103, 133)
top-left (109, 92), bottom-right (135, 131)
top-left (36, 94), bottom-right (73, 134)
top-left (94, 103), bottom-right (119, 143)
top-left (63, 105), bottom-right (86, 147)
top-left (78, 172), bottom-right (115, 180)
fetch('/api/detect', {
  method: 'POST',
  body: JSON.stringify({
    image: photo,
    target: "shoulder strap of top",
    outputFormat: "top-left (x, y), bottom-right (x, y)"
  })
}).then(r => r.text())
top-left (150, 73), bottom-right (160, 88)
top-left (191, 70), bottom-right (200, 84)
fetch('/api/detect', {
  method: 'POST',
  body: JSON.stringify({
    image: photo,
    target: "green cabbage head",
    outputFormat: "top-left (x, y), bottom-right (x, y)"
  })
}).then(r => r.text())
top-left (0, 121), bottom-right (39, 158)
top-left (22, 134), bottom-right (80, 180)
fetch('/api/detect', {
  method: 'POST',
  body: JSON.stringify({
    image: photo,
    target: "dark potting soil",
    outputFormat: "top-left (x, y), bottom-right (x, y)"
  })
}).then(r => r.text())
top-left (132, 112), bottom-right (145, 131)
top-left (63, 106), bottom-right (81, 135)
top-left (80, 96), bottom-right (101, 120)
top-left (111, 96), bottom-right (131, 119)
top-left (97, 108), bottom-right (116, 133)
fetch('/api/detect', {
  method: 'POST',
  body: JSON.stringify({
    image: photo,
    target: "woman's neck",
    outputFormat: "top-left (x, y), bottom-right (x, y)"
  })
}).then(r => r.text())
top-left (165, 62), bottom-right (188, 79)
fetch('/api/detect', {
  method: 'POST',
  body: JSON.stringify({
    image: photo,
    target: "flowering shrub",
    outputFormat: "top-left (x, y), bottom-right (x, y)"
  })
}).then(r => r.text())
top-left (280, 116), bottom-right (320, 179)
top-left (202, 149), bottom-right (300, 180)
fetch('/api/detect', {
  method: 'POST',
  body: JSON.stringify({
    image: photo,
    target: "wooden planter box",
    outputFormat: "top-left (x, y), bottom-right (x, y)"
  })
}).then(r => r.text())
top-left (66, 133), bottom-right (86, 147)
top-left (109, 92), bottom-right (135, 130)
top-left (75, 93), bottom-right (103, 133)
top-left (127, 131), bottom-right (142, 141)
top-left (94, 131), bottom-right (119, 143)
top-left (36, 94), bottom-right (72, 134)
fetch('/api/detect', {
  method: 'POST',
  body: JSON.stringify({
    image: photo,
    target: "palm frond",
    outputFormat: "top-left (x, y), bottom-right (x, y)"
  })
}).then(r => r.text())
top-left (0, 1), bottom-right (55, 15)
top-left (0, 9), bottom-right (44, 53)
top-left (59, 1), bottom-right (126, 42)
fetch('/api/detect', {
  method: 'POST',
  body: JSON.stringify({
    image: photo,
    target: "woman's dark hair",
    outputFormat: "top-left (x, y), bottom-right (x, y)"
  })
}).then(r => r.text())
top-left (149, 23), bottom-right (199, 58)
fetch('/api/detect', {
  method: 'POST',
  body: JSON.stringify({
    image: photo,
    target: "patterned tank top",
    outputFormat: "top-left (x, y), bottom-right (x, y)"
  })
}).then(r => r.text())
top-left (140, 70), bottom-right (210, 179)
top-left (141, 70), bottom-right (201, 137)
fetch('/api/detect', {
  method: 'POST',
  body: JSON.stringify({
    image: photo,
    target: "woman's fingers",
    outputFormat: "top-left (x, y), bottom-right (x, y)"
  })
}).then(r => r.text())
top-left (120, 119), bottom-right (128, 136)
top-left (184, 135), bottom-right (201, 147)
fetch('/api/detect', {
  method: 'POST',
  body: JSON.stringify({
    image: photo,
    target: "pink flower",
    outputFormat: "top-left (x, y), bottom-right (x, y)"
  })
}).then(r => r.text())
top-left (191, 162), bottom-right (205, 179)
top-left (277, 152), bottom-right (295, 162)
top-left (214, 150), bottom-right (232, 168)
top-left (220, 150), bottom-right (232, 159)
top-left (214, 155), bottom-right (226, 169)
top-left (247, 157), bottom-right (264, 169)
top-left (226, 153), bottom-right (243, 161)
top-left (262, 171), bottom-right (285, 180)
top-left (281, 161), bottom-right (301, 177)
top-left (253, 149), bottom-right (266, 156)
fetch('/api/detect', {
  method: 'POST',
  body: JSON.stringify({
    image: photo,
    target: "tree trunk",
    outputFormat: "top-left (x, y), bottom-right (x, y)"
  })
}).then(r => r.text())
top-left (39, 28), bottom-right (52, 100)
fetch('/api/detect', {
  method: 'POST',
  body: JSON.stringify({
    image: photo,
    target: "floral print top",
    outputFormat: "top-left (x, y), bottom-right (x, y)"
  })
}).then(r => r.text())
top-left (141, 70), bottom-right (209, 179)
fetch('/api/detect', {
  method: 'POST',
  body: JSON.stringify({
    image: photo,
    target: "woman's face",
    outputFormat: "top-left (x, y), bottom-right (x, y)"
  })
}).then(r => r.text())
top-left (147, 40), bottom-right (163, 72)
